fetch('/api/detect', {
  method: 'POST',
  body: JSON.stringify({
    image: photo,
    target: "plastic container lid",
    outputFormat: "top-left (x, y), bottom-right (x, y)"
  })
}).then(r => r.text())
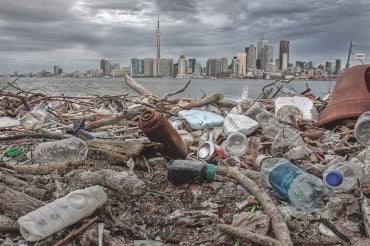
top-left (325, 171), bottom-right (343, 186)
top-left (256, 155), bottom-right (269, 168)
top-left (206, 164), bottom-right (216, 181)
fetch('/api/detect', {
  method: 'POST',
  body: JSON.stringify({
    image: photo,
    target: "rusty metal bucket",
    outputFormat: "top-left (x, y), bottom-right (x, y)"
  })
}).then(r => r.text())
top-left (316, 65), bottom-right (370, 126)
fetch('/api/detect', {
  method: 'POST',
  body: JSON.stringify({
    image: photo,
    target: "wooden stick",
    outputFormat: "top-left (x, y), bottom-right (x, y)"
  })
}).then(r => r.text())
top-left (13, 160), bottom-right (84, 175)
top-left (83, 106), bottom-right (145, 131)
top-left (171, 93), bottom-right (224, 114)
top-left (217, 165), bottom-right (293, 246)
top-left (124, 73), bottom-right (155, 96)
top-left (218, 224), bottom-right (288, 246)
top-left (54, 216), bottom-right (99, 246)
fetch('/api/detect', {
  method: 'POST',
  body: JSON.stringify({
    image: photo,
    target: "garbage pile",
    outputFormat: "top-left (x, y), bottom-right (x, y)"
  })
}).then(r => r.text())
top-left (1, 66), bottom-right (370, 245)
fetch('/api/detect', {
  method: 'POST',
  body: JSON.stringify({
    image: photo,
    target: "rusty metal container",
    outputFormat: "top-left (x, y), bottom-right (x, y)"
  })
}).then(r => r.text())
top-left (316, 65), bottom-right (370, 126)
top-left (139, 110), bottom-right (188, 159)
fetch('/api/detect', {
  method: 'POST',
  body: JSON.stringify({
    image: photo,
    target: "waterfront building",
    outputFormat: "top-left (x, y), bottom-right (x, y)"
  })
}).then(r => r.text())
top-left (54, 66), bottom-right (59, 76)
top-left (144, 58), bottom-right (155, 77)
top-left (100, 59), bottom-right (110, 75)
top-left (308, 61), bottom-right (314, 69)
top-left (261, 45), bottom-right (273, 72)
top-left (279, 40), bottom-right (289, 71)
top-left (325, 61), bottom-right (334, 75)
top-left (236, 52), bottom-right (247, 75)
top-left (207, 58), bottom-right (222, 77)
top-left (111, 62), bottom-right (121, 70)
top-left (335, 59), bottom-right (342, 75)
top-left (154, 58), bottom-right (173, 77)
top-left (177, 55), bottom-right (188, 75)
top-left (220, 58), bottom-right (228, 73)
top-left (194, 63), bottom-right (202, 77)
top-left (247, 44), bottom-right (256, 71)
top-left (257, 38), bottom-right (268, 69)
top-left (130, 58), bottom-right (144, 76)
top-left (188, 58), bottom-right (196, 74)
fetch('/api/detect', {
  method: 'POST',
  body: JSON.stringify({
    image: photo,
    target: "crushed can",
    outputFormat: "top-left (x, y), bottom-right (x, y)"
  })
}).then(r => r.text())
top-left (197, 140), bottom-right (228, 162)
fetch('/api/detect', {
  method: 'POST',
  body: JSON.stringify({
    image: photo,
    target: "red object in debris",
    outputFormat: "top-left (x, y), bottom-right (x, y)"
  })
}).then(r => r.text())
top-left (197, 141), bottom-right (228, 162)
top-left (139, 110), bottom-right (188, 159)
top-left (316, 65), bottom-right (370, 126)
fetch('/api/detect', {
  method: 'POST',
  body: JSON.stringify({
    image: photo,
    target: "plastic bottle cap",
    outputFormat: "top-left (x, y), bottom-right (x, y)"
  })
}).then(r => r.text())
top-left (256, 155), bottom-right (269, 168)
top-left (206, 164), bottom-right (216, 181)
top-left (325, 171), bottom-right (343, 186)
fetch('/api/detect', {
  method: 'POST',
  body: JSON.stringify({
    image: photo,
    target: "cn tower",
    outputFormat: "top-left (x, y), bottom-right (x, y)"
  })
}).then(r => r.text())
top-left (156, 9), bottom-right (161, 59)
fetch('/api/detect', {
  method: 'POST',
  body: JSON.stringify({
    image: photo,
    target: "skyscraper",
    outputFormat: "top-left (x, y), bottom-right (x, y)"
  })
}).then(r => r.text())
top-left (236, 52), bottom-right (247, 75)
top-left (155, 9), bottom-right (161, 77)
top-left (220, 58), bottom-right (228, 73)
top-left (100, 59), bottom-right (110, 75)
top-left (188, 58), bottom-right (196, 74)
top-left (130, 58), bottom-right (144, 76)
top-left (279, 40), bottom-right (289, 71)
top-left (261, 45), bottom-right (273, 72)
top-left (247, 44), bottom-right (256, 71)
top-left (177, 55), bottom-right (188, 75)
top-left (257, 36), bottom-right (268, 69)
top-left (335, 59), bottom-right (342, 75)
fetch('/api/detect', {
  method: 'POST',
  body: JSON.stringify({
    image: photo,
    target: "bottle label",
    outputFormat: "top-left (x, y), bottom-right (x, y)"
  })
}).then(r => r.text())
top-left (269, 162), bottom-right (304, 200)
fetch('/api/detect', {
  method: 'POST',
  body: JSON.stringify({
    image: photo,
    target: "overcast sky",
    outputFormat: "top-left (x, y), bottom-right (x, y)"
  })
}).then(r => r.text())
top-left (1, 0), bottom-right (369, 74)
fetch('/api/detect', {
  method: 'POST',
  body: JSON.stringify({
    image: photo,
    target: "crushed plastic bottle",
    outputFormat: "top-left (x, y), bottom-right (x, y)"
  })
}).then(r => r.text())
top-left (256, 155), bottom-right (329, 213)
top-left (354, 111), bottom-right (370, 146)
top-left (20, 107), bottom-right (50, 130)
top-left (323, 161), bottom-right (364, 193)
top-left (167, 160), bottom-right (215, 184)
top-left (28, 137), bottom-right (88, 163)
top-left (18, 185), bottom-right (107, 242)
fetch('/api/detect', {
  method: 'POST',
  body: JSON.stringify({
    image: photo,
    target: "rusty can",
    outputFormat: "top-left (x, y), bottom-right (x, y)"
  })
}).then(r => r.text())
top-left (197, 141), bottom-right (228, 162)
top-left (139, 110), bottom-right (188, 159)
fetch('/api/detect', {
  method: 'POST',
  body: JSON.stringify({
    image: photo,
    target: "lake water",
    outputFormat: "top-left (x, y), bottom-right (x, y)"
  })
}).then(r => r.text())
top-left (1, 77), bottom-right (335, 100)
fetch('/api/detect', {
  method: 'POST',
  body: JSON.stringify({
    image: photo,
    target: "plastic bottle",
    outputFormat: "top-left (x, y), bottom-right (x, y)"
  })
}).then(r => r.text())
top-left (20, 107), bottom-right (50, 130)
top-left (167, 160), bottom-right (215, 184)
top-left (17, 185), bottom-right (107, 242)
top-left (323, 161), bottom-right (364, 193)
top-left (354, 111), bottom-right (370, 146)
top-left (28, 137), bottom-right (88, 163)
top-left (139, 110), bottom-right (188, 159)
top-left (222, 132), bottom-right (249, 157)
top-left (256, 155), bottom-right (329, 213)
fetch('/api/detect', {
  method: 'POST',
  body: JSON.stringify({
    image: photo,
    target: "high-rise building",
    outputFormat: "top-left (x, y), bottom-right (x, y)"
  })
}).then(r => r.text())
top-left (335, 59), bottom-right (342, 75)
top-left (236, 52), bottom-right (247, 75)
top-left (207, 58), bottom-right (222, 77)
top-left (188, 58), bottom-right (196, 74)
top-left (194, 63), bottom-right (202, 77)
top-left (100, 59), bottom-right (110, 75)
top-left (130, 58), bottom-right (144, 76)
top-left (154, 59), bottom-right (173, 77)
top-left (155, 9), bottom-right (161, 77)
top-left (247, 44), bottom-right (256, 71)
top-left (177, 55), bottom-right (188, 75)
top-left (279, 40), bottom-right (289, 71)
top-left (261, 45), bottom-right (273, 72)
top-left (54, 66), bottom-right (59, 75)
top-left (257, 37), bottom-right (268, 69)
top-left (220, 58), bottom-right (228, 73)
top-left (325, 61), bottom-right (334, 75)
top-left (144, 58), bottom-right (155, 77)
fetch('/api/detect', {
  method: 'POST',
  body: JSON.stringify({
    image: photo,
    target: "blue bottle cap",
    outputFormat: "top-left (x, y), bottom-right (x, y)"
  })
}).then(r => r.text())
top-left (325, 171), bottom-right (343, 186)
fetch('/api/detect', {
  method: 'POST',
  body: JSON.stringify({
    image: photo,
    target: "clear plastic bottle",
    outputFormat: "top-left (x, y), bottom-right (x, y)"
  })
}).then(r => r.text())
top-left (20, 107), bottom-right (50, 130)
top-left (28, 137), bottom-right (88, 163)
top-left (256, 155), bottom-right (329, 213)
top-left (167, 160), bottom-right (215, 184)
top-left (17, 185), bottom-right (107, 242)
top-left (323, 161), bottom-right (364, 193)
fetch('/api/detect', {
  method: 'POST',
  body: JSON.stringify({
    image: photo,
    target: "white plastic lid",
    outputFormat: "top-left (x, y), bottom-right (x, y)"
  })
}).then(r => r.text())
top-left (256, 155), bottom-right (269, 168)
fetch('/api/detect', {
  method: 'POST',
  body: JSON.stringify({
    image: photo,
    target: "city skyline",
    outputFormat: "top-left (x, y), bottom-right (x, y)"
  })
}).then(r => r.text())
top-left (1, 0), bottom-right (370, 74)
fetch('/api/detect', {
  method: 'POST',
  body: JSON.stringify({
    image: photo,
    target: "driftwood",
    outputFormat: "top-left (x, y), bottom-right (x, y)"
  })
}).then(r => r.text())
top-left (54, 216), bottom-right (99, 246)
top-left (218, 224), bottom-right (288, 246)
top-left (124, 73), bottom-right (155, 96)
top-left (13, 160), bottom-right (84, 175)
top-left (86, 139), bottom-right (162, 163)
top-left (361, 196), bottom-right (370, 237)
top-left (72, 170), bottom-right (147, 197)
top-left (84, 106), bottom-right (146, 131)
top-left (217, 165), bottom-right (293, 246)
top-left (171, 93), bottom-right (224, 114)
top-left (0, 183), bottom-right (46, 216)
